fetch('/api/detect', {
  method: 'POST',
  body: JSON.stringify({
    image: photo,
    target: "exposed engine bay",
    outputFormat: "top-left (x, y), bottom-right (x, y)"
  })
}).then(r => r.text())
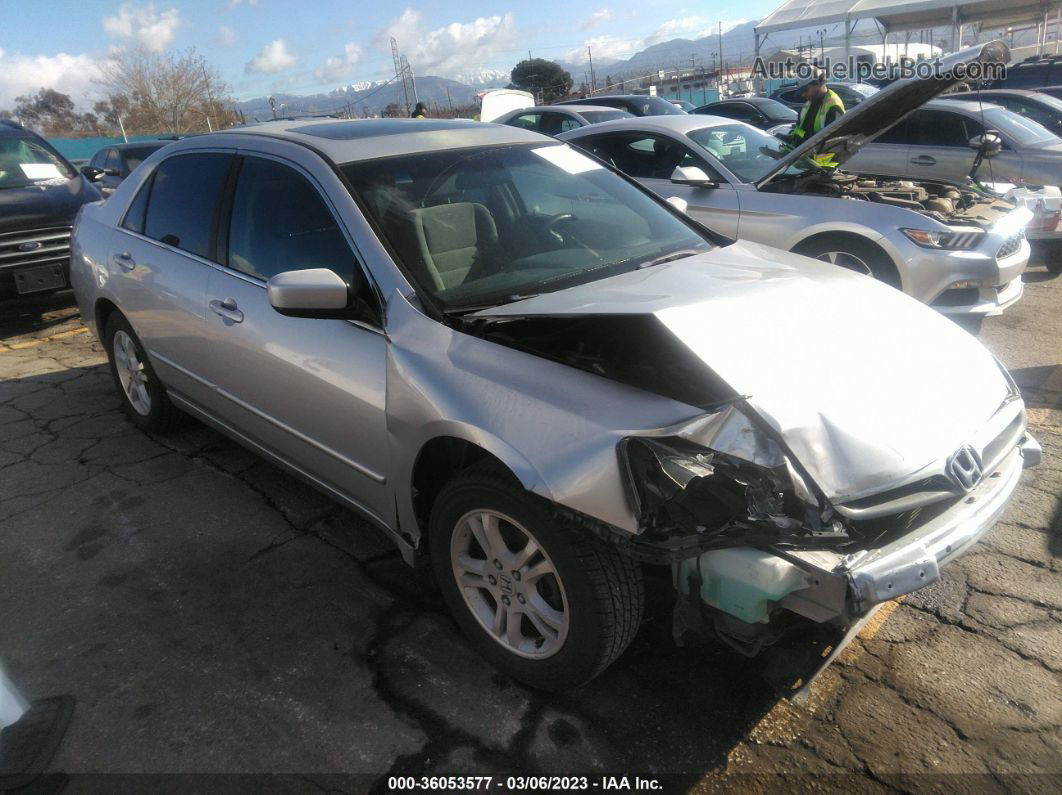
top-left (767, 170), bottom-right (1018, 228)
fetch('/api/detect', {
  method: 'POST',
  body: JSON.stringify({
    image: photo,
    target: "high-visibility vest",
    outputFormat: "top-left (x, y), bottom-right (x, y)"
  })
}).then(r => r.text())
top-left (792, 89), bottom-right (845, 142)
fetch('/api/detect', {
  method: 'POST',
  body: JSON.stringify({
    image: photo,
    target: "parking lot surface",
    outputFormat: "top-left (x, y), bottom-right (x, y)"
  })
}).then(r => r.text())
top-left (1, 261), bottom-right (1059, 791)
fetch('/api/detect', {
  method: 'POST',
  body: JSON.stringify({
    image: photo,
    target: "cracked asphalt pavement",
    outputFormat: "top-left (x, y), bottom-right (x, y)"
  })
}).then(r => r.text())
top-left (1, 260), bottom-right (1059, 791)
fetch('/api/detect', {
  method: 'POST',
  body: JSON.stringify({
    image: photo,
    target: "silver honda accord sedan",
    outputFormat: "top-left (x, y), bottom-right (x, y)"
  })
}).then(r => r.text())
top-left (70, 116), bottom-right (1040, 691)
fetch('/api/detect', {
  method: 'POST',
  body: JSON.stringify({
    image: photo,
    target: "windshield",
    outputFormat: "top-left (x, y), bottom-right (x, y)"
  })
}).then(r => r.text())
top-left (0, 137), bottom-right (75, 189)
top-left (641, 96), bottom-right (686, 115)
top-left (343, 144), bottom-right (712, 310)
top-left (844, 83), bottom-right (879, 98)
top-left (580, 110), bottom-right (633, 124)
top-left (983, 107), bottom-right (1060, 146)
top-left (1032, 93), bottom-right (1062, 113)
top-left (687, 123), bottom-right (815, 182)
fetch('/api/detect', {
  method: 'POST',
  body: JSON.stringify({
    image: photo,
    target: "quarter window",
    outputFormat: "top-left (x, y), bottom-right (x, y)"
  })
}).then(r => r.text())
top-left (105, 149), bottom-right (122, 174)
top-left (226, 156), bottom-right (354, 282)
top-left (121, 176), bottom-right (152, 234)
top-left (142, 153), bottom-right (233, 259)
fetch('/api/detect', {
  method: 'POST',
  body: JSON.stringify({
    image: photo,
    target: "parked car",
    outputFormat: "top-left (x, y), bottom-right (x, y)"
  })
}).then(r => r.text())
top-left (0, 120), bottom-right (101, 304)
top-left (560, 53), bottom-right (1032, 330)
top-left (670, 100), bottom-right (698, 112)
top-left (769, 80), bottom-right (878, 111)
top-left (939, 88), bottom-right (1062, 137)
top-left (692, 96), bottom-right (797, 137)
top-left (71, 99), bottom-right (1039, 692)
top-left (493, 105), bottom-right (634, 135)
top-left (846, 99), bottom-right (1062, 189)
top-left (84, 141), bottom-right (174, 197)
top-left (556, 94), bottom-right (687, 116)
top-left (991, 54), bottom-right (1062, 90)
top-left (1036, 85), bottom-right (1062, 101)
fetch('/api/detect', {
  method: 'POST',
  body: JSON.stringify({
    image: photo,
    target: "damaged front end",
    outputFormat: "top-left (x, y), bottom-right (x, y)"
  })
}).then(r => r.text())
top-left (613, 401), bottom-right (1038, 698)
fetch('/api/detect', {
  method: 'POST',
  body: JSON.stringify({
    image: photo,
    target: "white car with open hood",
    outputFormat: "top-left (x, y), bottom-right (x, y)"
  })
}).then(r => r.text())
top-left (559, 42), bottom-right (1033, 331)
top-left (70, 57), bottom-right (1039, 691)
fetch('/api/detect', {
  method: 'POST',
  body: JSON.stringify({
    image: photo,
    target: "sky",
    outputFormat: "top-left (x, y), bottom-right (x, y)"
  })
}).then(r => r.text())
top-left (0, 1), bottom-right (774, 107)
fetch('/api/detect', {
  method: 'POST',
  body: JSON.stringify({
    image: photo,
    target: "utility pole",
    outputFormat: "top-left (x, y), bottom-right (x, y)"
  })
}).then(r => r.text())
top-left (268, 96), bottom-right (276, 120)
top-left (117, 113), bottom-right (128, 143)
top-left (588, 46), bottom-right (596, 94)
top-left (391, 37), bottom-right (411, 115)
top-left (201, 63), bottom-right (216, 132)
top-left (718, 20), bottom-right (724, 83)
top-left (819, 28), bottom-right (826, 64)
top-left (446, 86), bottom-right (454, 116)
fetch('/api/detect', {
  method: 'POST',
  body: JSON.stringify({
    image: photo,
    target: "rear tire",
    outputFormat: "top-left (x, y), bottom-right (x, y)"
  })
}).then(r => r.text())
top-left (794, 236), bottom-right (901, 289)
top-left (429, 468), bottom-right (644, 690)
top-left (104, 313), bottom-right (184, 433)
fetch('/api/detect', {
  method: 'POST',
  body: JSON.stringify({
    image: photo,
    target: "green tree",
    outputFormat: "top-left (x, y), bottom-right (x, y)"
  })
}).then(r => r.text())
top-left (510, 59), bottom-right (573, 103)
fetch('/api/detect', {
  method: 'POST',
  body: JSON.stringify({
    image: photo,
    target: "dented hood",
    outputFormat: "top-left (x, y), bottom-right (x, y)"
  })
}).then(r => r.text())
top-left (757, 40), bottom-right (1010, 187)
top-left (472, 241), bottom-right (1011, 502)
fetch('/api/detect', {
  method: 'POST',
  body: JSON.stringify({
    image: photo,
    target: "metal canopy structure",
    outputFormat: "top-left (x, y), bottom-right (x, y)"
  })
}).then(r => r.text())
top-left (755, 0), bottom-right (1062, 59)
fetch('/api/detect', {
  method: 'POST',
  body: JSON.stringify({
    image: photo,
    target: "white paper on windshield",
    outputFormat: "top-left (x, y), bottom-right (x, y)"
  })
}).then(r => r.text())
top-left (20, 163), bottom-right (63, 180)
top-left (532, 146), bottom-right (602, 175)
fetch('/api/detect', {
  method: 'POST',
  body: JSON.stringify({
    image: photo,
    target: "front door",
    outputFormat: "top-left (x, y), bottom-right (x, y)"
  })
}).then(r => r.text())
top-left (201, 153), bottom-right (391, 525)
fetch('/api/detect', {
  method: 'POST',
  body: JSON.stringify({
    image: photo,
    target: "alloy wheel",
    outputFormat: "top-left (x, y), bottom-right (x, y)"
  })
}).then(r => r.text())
top-left (450, 509), bottom-right (570, 659)
top-left (112, 329), bottom-right (151, 416)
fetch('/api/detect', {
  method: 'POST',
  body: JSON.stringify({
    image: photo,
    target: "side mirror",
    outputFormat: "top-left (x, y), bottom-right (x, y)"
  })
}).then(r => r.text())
top-left (670, 166), bottom-right (717, 188)
top-left (969, 132), bottom-right (1003, 158)
top-left (267, 268), bottom-right (354, 319)
top-left (80, 165), bottom-right (104, 181)
top-left (665, 196), bottom-right (689, 214)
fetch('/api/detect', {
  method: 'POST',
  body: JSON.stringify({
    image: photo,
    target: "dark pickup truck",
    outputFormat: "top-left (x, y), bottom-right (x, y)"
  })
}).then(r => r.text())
top-left (0, 120), bottom-right (102, 305)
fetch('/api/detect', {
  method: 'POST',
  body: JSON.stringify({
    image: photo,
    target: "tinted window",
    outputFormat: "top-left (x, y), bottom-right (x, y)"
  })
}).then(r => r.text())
top-left (507, 112), bottom-right (541, 131)
top-left (104, 149), bottom-right (121, 173)
top-left (121, 145), bottom-right (164, 172)
top-left (143, 152), bottom-right (232, 258)
top-left (708, 103), bottom-right (760, 122)
top-left (579, 110), bottom-right (630, 124)
top-left (227, 156), bottom-right (353, 282)
top-left (122, 175), bottom-right (153, 234)
top-left (914, 111), bottom-right (975, 146)
top-left (872, 116), bottom-right (915, 145)
top-left (577, 134), bottom-right (707, 179)
top-left (90, 149), bottom-right (106, 170)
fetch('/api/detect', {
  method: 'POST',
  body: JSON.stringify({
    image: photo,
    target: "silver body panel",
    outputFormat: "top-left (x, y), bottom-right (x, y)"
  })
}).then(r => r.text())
top-left (559, 115), bottom-right (1030, 317)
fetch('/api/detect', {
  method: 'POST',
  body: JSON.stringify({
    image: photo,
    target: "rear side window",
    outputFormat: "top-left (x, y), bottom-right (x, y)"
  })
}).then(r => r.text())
top-left (507, 112), bottom-right (542, 131)
top-left (105, 149), bottom-right (121, 173)
top-left (121, 176), bottom-right (153, 234)
top-left (143, 153), bottom-right (233, 259)
top-left (226, 156), bottom-right (353, 282)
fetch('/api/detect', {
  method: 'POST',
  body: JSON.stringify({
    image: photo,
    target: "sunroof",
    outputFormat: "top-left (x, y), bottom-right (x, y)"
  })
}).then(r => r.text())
top-left (290, 119), bottom-right (484, 140)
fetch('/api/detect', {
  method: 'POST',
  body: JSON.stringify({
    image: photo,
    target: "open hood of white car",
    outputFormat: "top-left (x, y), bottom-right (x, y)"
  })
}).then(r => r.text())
top-left (472, 241), bottom-right (1011, 502)
top-left (756, 40), bottom-right (1011, 188)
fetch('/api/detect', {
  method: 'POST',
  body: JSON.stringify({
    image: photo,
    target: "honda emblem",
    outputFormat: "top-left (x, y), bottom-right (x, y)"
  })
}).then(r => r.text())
top-left (947, 444), bottom-right (983, 493)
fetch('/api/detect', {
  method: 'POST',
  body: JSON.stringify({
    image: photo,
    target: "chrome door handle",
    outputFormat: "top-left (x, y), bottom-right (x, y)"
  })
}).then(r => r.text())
top-left (910, 155), bottom-right (936, 166)
top-left (113, 251), bottom-right (136, 271)
top-left (209, 298), bottom-right (244, 323)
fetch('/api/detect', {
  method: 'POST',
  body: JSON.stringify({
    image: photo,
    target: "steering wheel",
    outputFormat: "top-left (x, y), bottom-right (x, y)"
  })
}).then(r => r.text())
top-left (543, 212), bottom-right (577, 245)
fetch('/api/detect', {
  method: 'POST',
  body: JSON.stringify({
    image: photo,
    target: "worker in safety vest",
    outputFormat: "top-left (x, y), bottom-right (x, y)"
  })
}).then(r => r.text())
top-left (789, 70), bottom-right (845, 168)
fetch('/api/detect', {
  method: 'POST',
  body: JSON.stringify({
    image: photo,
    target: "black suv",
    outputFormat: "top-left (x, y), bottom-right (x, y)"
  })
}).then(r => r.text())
top-left (0, 120), bottom-right (102, 303)
top-left (556, 95), bottom-right (687, 117)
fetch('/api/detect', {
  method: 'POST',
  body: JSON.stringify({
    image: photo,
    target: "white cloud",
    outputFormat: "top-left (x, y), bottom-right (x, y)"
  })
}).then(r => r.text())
top-left (581, 9), bottom-right (612, 31)
top-left (315, 42), bottom-right (362, 83)
top-left (216, 25), bottom-right (237, 46)
top-left (645, 16), bottom-right (708, 46)
top-left (246, 39), bottom-right (297, 74)
top-left (0, 48), bottom-right (104, 109)
top-left (375, 9), bottom-right (518, 80)
top-left (228, 0), bottom-right (258, 7)
top-left (102, 3), bottom-right (182, 53)
top-left (696, 19), bottom-right (749, 38)
top-left (565, 34), bottom-right (639, 65)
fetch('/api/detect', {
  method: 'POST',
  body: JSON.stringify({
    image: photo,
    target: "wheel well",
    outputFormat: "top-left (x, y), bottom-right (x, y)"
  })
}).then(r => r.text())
top-left (411, 437), bottom-right (520, 532)
top-left (94, 298), bottom-right (120, 336)
top-left (791, 232), bottom-right (901, 288)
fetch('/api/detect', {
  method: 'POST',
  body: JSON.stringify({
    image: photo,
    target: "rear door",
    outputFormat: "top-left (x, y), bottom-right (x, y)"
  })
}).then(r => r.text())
top-left (905, 109), bottom-right (982, 183)
top-left (108, 150), bottom-right (234, 408)
top-left (201, 151), bottom-right (391, 525)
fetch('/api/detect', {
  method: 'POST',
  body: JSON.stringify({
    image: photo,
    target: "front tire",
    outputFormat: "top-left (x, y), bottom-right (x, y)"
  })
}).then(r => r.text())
top-left (429, 468), bottom-right (644, 690)
top-left (794, 236), bottom-right (901, 289)
top-left (104, 313), bottom-right (184, 433)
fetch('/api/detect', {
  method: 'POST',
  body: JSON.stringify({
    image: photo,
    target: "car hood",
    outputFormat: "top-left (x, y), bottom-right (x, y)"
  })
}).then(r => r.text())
top-left (472, 241), bottom-right (1011, 502)
top-left (0, 176), bottom-right (101, 234)
top-left (757, 40), bottom-right (1011, 188)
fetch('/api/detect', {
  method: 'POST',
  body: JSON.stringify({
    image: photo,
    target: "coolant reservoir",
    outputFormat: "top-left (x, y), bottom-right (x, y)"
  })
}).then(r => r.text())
top-left (673, 548), bottom-right (811, 624)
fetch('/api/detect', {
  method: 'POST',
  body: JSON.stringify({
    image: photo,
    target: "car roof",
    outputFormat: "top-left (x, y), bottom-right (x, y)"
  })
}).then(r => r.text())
top-left (0, 120), bottom-right (39, 140)
top-left (943, 88), bottom-right (1044, 100)
top-left (557, 114), bottom-right (739, 138)
top-left (560, 95), bottom-right (647, 103)
top-left (511, 105), bottom-right (625, 114)
top-left (167, 118), bottom-right (548, 163)
top-left (111, 141), bottom-right (173, 151)
top-left (923, 98), bottom-right (1005, 113)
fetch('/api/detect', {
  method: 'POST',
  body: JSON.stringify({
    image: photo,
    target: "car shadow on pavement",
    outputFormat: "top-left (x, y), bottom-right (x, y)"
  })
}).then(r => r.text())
top-left (0, 358), bottom-right (799, 784)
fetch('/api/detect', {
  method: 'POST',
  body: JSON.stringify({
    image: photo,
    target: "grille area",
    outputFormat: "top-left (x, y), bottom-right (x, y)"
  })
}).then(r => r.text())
top-left (996, 231), bottom-right (1024, 260)
top-left (0, 226), bottom-right (72, 272)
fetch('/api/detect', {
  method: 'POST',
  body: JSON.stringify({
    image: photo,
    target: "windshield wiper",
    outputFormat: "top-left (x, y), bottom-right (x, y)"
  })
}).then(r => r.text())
top-left (636, 249), bottom-right (703, 269)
